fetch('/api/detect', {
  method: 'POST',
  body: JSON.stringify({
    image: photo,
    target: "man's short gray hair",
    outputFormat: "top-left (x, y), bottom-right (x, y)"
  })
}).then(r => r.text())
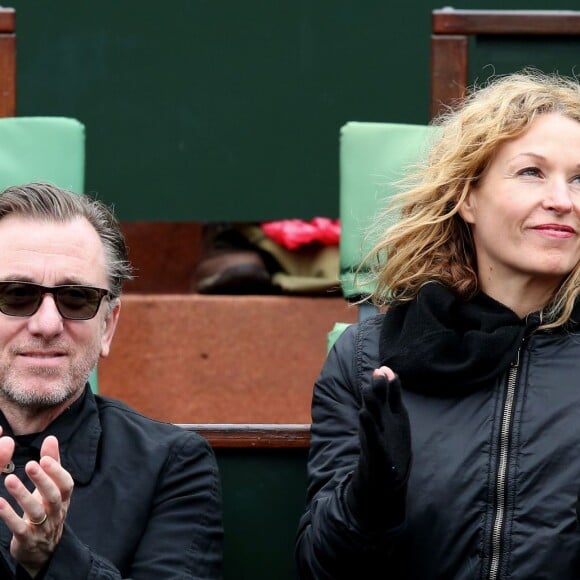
top-left (0, 182), bottom-right (134, 297)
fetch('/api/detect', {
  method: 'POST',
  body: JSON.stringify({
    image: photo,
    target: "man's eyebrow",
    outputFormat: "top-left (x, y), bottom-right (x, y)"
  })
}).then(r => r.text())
top-left (0, 275), bottom-right (35, 282)
top-left (0, 276), bottom-right (94, 286)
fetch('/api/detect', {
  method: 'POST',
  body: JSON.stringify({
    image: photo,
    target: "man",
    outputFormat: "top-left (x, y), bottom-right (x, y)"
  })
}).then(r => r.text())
top-left (0, 183), bottom-right (223, 578)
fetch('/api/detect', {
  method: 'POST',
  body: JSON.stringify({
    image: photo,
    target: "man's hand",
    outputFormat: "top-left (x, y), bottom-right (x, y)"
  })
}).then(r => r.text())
top-left (0, 435), bottom-right (74, 577)
top-left (345, 366), bottom-right (412, 530)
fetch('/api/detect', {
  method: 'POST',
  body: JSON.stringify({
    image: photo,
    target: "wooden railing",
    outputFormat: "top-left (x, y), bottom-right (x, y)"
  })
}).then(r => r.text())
top-left (179, 423), bottom-right (311, 448)
top-left (430, 8), bottom-right (580, 119)
top-left (0, 7), bottom-right (15, 118)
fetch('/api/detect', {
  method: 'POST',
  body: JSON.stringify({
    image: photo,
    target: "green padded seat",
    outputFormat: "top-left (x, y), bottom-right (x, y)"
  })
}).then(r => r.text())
top-left (328, 122), bottom-right (438, 349)
top-left (0, 117), bottom-right (85, 192)
top-left (339, 121), bottom-right (438, 302)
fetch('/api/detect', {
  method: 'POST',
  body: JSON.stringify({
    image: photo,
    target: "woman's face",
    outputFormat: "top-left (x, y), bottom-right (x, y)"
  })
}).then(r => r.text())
top-left (458, 112), bottom-right (580, 304)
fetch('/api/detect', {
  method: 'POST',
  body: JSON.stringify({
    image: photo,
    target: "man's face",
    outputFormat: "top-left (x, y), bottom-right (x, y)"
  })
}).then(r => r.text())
top-left (0, 215), bottom-right (120, 410)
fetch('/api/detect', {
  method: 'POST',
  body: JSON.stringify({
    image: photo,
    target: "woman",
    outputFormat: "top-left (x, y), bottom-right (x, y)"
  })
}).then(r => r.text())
top-left (295, 70), bottom-right (580, 579)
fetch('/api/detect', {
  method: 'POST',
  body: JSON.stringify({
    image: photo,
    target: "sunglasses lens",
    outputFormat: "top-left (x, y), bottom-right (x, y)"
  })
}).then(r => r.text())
top-left (0, 282), bottom-right (42, 316)
top-left (0, 282), bottom-right (108, 320)
top-left (56, 287), bottom-right (103, 320)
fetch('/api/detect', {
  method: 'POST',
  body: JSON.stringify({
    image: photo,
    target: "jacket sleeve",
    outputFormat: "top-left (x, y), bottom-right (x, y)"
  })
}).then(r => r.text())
top-left (295, 320), bottom-right (405, 579)
top-left (35, 434), bottom-right (223, 580)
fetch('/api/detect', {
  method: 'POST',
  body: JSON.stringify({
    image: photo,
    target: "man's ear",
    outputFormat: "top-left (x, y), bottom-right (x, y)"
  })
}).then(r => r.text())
top-left (458, 190), bottom-right (476, 224)
top-left (100, 300), bottom-right (121, 358)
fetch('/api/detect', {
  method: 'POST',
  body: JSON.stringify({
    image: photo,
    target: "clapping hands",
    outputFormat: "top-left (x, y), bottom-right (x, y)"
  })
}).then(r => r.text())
top-left (0, 429), bottom-right (73, 576)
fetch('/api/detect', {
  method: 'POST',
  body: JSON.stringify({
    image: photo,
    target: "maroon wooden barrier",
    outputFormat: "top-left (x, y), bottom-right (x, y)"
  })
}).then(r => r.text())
top-left (0, 7), bottom-right (15, 118)
top-left (180, 423), bottom-right (310, 448)
top-left (430, 8), bottom-right (580, 119)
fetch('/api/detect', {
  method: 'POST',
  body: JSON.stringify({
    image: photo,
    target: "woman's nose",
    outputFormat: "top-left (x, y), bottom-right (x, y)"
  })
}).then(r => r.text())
top-left (543, 179), bottom-right (574, 213)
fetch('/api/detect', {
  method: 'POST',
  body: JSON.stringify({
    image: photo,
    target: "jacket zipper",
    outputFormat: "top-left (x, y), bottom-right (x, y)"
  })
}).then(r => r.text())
top-left (488, 348), bottom-right (520, 580)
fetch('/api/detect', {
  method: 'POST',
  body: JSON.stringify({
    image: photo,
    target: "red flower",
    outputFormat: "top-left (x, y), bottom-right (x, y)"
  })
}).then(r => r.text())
top-left (261, 218), bottom-right (341, 250)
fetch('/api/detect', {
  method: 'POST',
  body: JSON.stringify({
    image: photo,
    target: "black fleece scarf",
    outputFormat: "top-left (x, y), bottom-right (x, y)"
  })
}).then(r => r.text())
top-left (379, 283), bottom-right (544, 395)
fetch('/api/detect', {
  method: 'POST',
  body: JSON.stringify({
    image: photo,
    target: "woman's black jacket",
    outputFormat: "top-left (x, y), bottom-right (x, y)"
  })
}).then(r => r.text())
top-left (295, 313), bottom-right (580, 579)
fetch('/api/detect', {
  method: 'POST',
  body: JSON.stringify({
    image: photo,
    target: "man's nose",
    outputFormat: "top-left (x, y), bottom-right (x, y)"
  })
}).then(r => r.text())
top-left (26, 294), bottom-right (64, 337)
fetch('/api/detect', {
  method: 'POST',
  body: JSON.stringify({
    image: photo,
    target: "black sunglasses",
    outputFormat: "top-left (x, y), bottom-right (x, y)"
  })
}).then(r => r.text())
top-left (0, 281), bottom-right (111, 320)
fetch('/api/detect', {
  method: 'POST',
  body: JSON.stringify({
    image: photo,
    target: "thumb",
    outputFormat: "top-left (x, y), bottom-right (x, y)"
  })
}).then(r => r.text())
top-left (373, 366), bottom-right (396, 381)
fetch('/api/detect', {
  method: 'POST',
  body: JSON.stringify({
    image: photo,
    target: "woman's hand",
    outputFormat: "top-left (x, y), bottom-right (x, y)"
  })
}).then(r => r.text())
top-left (345, 366), bottom-right (412, 530)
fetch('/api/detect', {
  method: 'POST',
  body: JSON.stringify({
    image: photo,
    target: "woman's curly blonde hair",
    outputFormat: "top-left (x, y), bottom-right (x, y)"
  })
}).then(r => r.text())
top-left (363, 69), bottom-right (580, 329)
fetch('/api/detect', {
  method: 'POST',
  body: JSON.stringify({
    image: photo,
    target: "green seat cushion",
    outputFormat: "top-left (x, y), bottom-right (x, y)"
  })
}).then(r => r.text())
top-left (339, 122), bottom-right (438, 300)
top-left (0, 116), bottom-right (85, 192)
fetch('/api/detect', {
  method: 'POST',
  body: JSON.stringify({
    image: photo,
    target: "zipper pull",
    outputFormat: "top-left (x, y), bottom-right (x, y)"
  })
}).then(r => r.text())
top-left (511, 348), bottom-right (521, 368)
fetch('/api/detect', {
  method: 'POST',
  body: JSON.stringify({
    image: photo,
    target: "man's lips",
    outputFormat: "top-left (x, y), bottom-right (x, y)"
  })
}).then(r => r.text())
top-left (17, 352), bottom-right (67, 370)
top-left (18, 351), bottom-right (66, 359)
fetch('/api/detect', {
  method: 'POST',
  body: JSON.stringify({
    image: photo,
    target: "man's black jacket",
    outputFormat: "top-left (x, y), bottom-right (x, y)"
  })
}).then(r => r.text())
top-left (0, 386), bottom-right (223, 579)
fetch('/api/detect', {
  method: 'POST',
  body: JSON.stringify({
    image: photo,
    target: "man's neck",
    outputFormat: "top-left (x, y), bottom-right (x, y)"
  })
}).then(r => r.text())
top-left (0, 391), bottom-right (83, 436)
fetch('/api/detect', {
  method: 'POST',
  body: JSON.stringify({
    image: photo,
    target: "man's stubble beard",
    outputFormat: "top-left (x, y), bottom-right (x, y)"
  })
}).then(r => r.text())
top-left (0, 343), bottom-right (100, 411)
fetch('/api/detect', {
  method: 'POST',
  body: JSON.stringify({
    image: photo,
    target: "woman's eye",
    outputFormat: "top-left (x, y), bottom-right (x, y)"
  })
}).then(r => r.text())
top-left (518, 166), bottom-right (542, 177)
top-left (571, 174), bottom-right (580, 184)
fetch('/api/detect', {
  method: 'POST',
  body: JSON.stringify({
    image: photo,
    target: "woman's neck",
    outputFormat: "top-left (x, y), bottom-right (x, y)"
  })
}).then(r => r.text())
top-left (478, 275), bottom-right (560, 319)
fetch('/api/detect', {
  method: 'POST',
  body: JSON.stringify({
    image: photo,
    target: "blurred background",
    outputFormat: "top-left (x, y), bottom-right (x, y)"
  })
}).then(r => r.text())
top-left (9, 0), bottom-right (580, 223)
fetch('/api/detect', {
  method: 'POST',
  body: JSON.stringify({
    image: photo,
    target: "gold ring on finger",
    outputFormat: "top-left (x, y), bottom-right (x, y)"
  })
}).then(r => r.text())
top-left (26, 513), bottom-right (47, 526)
